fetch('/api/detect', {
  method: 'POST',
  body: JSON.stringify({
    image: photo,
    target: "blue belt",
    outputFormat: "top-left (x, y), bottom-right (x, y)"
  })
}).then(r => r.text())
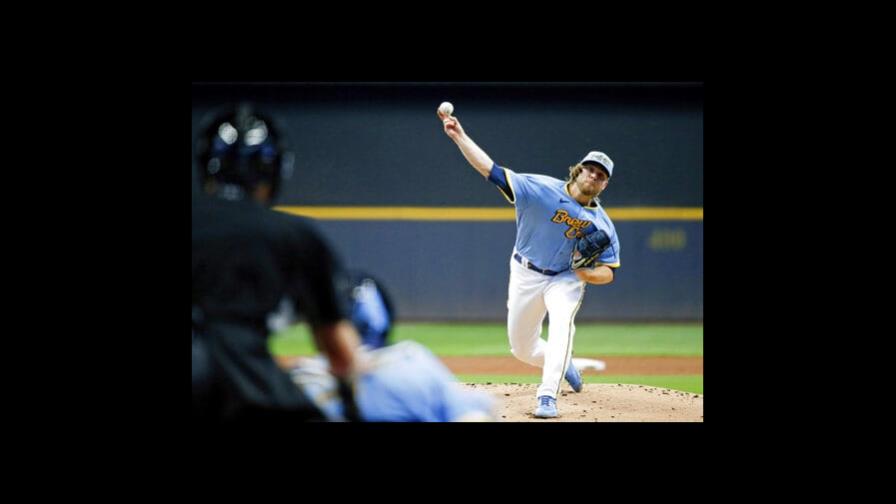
top-left (513, 253), bottom-right (559, 276)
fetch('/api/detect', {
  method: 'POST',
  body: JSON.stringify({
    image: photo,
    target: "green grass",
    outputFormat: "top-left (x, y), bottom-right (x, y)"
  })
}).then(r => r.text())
top-left (269, 322), bottom-right (703, 357)
top-left (456, 374), bottom-right (703, 395)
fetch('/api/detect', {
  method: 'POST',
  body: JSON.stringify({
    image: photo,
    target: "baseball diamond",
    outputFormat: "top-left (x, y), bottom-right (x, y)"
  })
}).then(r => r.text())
top-left (271, 321), bottom-right (703, 422)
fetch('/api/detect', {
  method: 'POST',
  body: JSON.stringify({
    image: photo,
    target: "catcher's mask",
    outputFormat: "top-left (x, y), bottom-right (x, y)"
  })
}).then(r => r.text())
top-left (195, 103), bottom-right (294, 203)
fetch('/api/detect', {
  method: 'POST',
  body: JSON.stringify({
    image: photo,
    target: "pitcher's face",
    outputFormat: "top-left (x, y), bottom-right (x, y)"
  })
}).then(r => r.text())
top-left (576, 164), bottom-right (609, 197)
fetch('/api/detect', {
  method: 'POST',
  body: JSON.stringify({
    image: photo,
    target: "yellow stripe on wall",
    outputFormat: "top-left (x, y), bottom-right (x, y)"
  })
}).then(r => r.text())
top-left (607, 207), bottom-right (703, 221)
top-left (275, 206), bottom-right (703, 221)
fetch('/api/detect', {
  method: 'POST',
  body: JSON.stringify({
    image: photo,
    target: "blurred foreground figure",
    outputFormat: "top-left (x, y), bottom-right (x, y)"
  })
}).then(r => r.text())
top-left (192, 104), bottom-right (359, 424)
top-left (287, 272), bottom-right (496, 422)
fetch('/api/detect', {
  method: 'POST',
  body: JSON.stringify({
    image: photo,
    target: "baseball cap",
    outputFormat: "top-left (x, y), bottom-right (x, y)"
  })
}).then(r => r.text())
top-left (580, 151), bottom-right (614, 177)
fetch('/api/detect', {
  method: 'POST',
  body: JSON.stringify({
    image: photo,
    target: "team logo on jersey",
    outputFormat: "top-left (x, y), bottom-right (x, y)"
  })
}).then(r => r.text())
top-left (551, 209), bottom-right (592, 239)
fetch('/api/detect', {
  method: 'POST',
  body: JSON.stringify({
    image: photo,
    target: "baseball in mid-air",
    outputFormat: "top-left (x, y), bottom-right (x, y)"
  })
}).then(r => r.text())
top-left (438, 101), bottom-right (454, 116)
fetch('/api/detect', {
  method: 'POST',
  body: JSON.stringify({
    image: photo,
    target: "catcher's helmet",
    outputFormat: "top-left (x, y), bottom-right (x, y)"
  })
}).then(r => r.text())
top-left (344, 271), bottom-right (395, 350)
top-left (194, 103), bottom-right (294, 202)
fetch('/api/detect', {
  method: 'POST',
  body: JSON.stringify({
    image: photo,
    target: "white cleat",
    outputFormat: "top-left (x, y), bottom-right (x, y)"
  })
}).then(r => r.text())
top-left (572, 358), bottom-right (606, 372)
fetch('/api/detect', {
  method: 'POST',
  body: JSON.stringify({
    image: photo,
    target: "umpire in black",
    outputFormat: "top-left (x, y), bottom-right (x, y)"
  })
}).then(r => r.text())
top-left (192, 104), bottom-right (359, 424)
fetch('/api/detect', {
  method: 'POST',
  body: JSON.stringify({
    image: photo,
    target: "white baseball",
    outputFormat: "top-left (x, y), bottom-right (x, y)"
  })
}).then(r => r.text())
top-left (438, 101), bottom-right (454, 116)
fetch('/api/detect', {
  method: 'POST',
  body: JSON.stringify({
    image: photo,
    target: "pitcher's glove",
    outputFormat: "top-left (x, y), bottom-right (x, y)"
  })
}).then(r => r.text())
top-left (570, 228), bottom-right (611, 270)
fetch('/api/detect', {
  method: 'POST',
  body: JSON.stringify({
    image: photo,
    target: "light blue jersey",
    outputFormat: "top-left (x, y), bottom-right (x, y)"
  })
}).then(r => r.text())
top-left (489, 164), bottom-right (620, 273)
top-left (290, 341), bottom-right (494, 422)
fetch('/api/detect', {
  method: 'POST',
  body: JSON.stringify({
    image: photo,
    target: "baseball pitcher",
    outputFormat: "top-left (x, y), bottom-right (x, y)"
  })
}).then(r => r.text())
top-left (437, 106), bottom-right (620, 419)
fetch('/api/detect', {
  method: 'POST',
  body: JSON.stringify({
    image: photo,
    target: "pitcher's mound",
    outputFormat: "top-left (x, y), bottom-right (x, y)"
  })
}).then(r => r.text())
top-left (463, 383), bottom-right (703, 422)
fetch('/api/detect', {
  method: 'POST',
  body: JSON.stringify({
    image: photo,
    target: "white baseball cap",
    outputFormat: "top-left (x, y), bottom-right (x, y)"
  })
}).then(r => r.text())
top-left (580, 151), bottom-right (614, 177)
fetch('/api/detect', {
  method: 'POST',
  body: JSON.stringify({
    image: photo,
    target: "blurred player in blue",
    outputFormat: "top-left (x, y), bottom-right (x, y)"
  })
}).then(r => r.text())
top-left (286, 271), bottom-right (496, 422)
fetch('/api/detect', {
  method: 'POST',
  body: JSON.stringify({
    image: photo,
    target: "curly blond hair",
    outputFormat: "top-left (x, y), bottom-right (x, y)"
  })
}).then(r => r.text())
top-left (567, 163), bottom-right (587, 183)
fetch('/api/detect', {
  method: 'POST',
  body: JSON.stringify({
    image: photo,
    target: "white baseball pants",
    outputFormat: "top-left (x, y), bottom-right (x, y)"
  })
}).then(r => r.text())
top-left (507, 255), bottom-right (586, 399)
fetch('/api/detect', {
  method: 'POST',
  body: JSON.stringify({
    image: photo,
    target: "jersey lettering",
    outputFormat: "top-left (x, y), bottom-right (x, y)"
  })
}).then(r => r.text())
top-left (551, 209), bottom-right (593, 239)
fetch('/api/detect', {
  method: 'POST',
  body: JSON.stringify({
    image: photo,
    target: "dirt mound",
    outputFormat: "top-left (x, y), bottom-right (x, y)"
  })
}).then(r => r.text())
top-left (465, 383), bottom-right (703, 422)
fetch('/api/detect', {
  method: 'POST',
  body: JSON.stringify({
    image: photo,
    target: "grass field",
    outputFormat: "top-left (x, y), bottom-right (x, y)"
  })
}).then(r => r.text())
top-left (269, 322), bottom-right (703, 394)
top-left (270, 322), bottom-right (703, 357)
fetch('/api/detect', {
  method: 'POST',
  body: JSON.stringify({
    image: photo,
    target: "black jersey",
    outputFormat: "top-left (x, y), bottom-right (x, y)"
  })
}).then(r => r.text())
top-left (192, 194), bottom-right (346, 333)
top-left (191, 194), bottom-right (348, 422)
